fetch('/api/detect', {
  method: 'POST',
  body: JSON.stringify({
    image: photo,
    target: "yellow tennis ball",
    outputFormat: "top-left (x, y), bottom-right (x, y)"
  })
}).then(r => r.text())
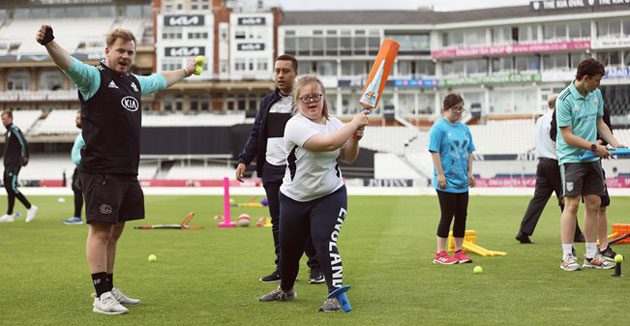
top-left (195, 55), bottom-right (206, 66)
top-left (473, 266), bottom-right (483, 274)
top-left (614, 254), bottom-right (624, 263)
top-left (194, 66), bottom-right (203, 75)
top-left (148, 254), bottom-right (157, 262)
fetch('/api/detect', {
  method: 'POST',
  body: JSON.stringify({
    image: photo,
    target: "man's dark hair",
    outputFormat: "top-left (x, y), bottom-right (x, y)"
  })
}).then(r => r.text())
top-left (576, 58), bottom-right (605, 80)
top-left (1, 109), bottom-right (12, 118)
top-left (275, 54), bottom-right (298, 71)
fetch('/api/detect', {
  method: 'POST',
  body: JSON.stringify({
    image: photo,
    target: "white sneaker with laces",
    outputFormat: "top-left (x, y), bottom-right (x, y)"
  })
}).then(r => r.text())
top-left (583, 253), bottom-right (615, 269)
top-left (26, 205), bottom-right (38, 223)
top-left (0, 214), bottom-right (15, 223)
top-left (92, 291), bottom-right (128, 315)
top-left (560, 254), bottom-right (581, 271)
top-left (112, 287), bottom-right (141, 305)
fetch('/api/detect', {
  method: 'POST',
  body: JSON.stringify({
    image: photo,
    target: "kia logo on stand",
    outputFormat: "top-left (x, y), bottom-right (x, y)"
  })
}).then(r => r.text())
top-left (237, 43), bottom-right (265, 51)
top-left (164, 15), bottom-right (204, 26)
top-left (237, 17), bottom-right (266, 25)
top-left (121, 96), bottom-right (139, 112)
top-left (165, 47), bottom-right (205, 57)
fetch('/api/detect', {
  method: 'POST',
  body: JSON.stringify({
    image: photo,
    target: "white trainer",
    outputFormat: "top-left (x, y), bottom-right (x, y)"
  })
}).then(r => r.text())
top-left (92, 291), bottom-right (128, 315)
top-left (25, 205), bottom-right (38, 223)
top-left (560, 254), bottom-right (581, 271)
top-left (112, 287), bottom-right (141, 305)
top-left (0, 214), bottom-right (15, 223)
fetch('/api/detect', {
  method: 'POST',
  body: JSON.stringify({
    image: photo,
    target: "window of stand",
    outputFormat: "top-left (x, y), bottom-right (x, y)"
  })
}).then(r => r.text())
top-left (597, 50), bottom-right (622, 68)
top-left (597, 19), bottom-right (630, 37)
top-left (6, 69), bottom-right (30, 91)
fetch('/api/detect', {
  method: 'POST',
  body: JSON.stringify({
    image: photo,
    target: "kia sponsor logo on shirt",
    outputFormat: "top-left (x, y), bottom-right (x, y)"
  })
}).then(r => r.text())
top-left (164, 15), bottom-right (204, 26)
top-left (165, 47), bottom-right (205, 57)
top-left (121, 96), bottom-right (139, 112)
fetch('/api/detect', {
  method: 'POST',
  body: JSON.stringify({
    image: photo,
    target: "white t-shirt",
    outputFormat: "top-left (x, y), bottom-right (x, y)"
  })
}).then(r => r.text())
top-left (535, 109), bottom-right (557, 160)
top-left (265, 95), bottom-right (293, 166)
top-left (280, 114), bottom-right (345, 202)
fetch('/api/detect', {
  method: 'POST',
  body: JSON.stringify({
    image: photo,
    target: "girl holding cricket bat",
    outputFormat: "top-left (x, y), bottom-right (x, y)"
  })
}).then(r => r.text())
top-left (259, 75), bottom-right (368, 312)
top-left (429, 93), bottom-right (476, 265)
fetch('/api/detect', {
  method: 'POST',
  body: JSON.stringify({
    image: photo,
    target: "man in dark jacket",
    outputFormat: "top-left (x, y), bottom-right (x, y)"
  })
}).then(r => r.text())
top-left (0, 110), bottom-right (37, 223)
top-left (235, 54), bottom-right (322, 284)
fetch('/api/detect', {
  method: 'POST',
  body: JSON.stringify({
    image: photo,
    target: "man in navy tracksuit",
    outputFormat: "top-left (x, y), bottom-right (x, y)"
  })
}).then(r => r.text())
top-left (0, 110), bottom-right (37, 223)
top-left (236, 54), bottom-right (322, 284)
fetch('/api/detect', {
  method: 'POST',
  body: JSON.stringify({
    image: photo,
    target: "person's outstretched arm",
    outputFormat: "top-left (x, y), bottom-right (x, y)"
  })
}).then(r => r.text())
top-left (36, 25), bottom-right (72, 69)
top-left (36, 25), bottom-right (99, 99)
top-left (161, 59), bottom-right (199, 87)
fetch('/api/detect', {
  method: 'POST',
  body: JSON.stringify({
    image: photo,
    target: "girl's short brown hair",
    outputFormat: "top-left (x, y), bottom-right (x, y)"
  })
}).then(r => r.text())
top-left (443, 93), bottom-right (464, 111)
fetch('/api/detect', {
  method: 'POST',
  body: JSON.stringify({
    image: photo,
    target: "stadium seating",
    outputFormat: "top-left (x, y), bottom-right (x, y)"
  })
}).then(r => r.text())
top-left (361, 120), bottom-right (537, 157)
top-left (18, 154), bottom-right (74, 180)
top-left (138, 162), bottom-right (159, 179)
top-left (0, 110), bottom-right (42, 134)
top-left (468, 119), bottom-right (536, 155)
top-left (29, 110), bottom-right (79, 135)
top-left (166, 163), bottom-right (235, 180)
top-left (142, 112), bottom-right (247, 127)
top-left (0, 17), bottom-right (149, 55)
top-left (612, 129), bottom-right (630, 147)
top-left (360, 126), bottom-right (425, 155)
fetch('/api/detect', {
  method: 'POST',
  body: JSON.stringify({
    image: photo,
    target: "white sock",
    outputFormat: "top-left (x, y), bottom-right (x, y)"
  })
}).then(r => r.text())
top-left (585, 242), bottom-right (597, 259)
top-left (562, 244), bottom-right (574, 259)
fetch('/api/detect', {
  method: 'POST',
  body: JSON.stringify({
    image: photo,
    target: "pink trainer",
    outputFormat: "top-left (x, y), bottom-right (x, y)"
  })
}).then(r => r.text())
top-left (453, 250), bottom-right (473, 264)
top-left (433, 251), bottom-right (458, 265)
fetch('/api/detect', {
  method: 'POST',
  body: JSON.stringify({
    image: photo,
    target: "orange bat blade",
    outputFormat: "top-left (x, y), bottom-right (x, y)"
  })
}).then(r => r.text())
top-left (179, 211), bottom-right (195, 227)
top-left (359, 39), bottom-right (400, 110)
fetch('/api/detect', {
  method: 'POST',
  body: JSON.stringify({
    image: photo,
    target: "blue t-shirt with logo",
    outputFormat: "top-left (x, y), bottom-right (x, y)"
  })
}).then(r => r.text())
top-left (555, 82), bottom-right (603, 165)
top-left (428, 117), bottom-right (475, 193)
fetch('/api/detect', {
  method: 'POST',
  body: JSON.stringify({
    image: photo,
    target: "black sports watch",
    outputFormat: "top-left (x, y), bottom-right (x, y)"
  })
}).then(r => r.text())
top-left (590, 143), bottom-right (597, 152)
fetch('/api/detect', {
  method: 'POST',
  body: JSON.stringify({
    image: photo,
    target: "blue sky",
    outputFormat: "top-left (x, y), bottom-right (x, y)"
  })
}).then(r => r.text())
top-left (271, 0), bottom-right (531, 11)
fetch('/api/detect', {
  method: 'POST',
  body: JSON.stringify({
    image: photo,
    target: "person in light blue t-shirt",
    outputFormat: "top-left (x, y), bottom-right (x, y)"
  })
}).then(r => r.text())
top-left (428, 93), bottom-right (476, 265)
top-left (62, 111), bottom-right (85, 225)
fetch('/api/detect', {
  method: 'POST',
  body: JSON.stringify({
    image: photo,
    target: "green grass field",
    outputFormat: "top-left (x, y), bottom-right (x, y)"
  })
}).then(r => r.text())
top-left (0, 195), bottom-right (627, 325)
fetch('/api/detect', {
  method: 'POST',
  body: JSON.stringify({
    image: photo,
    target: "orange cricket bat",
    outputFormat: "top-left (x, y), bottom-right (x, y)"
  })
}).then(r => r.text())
top-left (359, 39), bottom-right (400, 110)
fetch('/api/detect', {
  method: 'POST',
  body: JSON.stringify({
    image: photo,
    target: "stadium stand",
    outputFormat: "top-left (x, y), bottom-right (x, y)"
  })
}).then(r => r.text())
top-left (0, 110), bottom-right (42, 134)
top-left (612, 129), bottom-right (630, 147)
top-left (0, 16), bottom-right (149, 56)
top-left (142, 112), bottom-right (248, 127)
top-left (138, 162), bottom-right (159, 180)
top-left (29, 110), bottom-right (79, 135)
top-left (166, 163), bottom-right (235, 180)
top-left (18, 154), bottom-right (73, 180)
top-left (468, 120), bottom-right (536, 155)
top-left (360, 126), bottom-right (424, 155)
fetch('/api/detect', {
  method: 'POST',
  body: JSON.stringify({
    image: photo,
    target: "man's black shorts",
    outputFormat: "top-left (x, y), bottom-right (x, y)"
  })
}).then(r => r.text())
top-left (80, 172), bottom-right (144, 224)
top-left (560, 161), bottom-right (605, 198)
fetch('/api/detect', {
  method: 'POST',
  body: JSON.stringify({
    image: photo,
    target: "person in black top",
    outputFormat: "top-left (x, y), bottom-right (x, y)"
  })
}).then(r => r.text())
top-left (62, 111), bottom-right (85, 225)
top-left (592, 104), bottom-right (618, 261)
top-left (515, 96), bottom-right (584, 244)
top-left (0, 110), bottom-right (37, 223)
top-left (235, 54), bottom-right (322, 284)
top-left (37, 25), bottom-right (197, 314)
